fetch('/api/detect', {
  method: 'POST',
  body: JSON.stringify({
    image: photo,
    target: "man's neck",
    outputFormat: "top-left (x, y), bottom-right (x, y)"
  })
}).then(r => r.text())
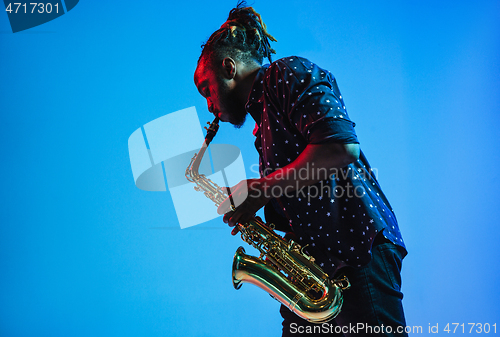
top-left (235, 61), bottom-right (261, 105)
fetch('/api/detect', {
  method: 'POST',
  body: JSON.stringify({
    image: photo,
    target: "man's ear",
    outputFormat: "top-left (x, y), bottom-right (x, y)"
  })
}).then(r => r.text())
top-left (221, 57), bottom-right (236, 80)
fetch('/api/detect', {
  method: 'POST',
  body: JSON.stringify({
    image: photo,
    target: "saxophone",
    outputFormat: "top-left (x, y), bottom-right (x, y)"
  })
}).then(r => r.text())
top-left (185, 117), bottom-right (350, 323)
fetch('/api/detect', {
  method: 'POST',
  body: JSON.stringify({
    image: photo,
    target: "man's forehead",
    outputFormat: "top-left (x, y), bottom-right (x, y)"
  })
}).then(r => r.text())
top-left (194, 58), bottom-right (214, 85)
top-left (194, 59), bottom-right (208, 82)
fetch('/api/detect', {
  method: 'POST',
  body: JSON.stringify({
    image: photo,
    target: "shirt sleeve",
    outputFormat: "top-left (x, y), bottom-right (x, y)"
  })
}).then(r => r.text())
top-left (264, 57), bottom-right (359, 145)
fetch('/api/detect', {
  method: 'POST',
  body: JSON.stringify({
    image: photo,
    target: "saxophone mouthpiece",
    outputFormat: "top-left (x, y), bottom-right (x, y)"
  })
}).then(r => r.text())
top-left (204, 116), bottom-right (220, 145)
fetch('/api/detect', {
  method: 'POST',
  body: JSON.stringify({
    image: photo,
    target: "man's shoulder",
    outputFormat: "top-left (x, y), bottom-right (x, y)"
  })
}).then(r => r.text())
top-left (264, 56), bottom-right (333, 85)
top-left (270, 55), bottom-right (313, 68)
top-left (263, 56), bottom-right (318, 79)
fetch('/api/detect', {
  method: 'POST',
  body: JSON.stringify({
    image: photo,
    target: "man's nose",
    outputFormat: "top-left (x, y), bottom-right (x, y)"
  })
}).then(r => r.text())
top-left (207, 99), bottom-right (214, 112)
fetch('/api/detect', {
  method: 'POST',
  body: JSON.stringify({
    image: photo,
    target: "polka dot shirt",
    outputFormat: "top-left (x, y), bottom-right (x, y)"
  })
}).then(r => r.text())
top-left (246, 56), bottom-right (406, 275)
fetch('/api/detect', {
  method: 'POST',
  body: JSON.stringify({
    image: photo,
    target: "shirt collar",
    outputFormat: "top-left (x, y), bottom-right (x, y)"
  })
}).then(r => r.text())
top-left (246, 64), bottom-right (269, 126)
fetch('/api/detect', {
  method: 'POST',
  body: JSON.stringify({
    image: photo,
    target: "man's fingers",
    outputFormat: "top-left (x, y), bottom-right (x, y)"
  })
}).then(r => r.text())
top-left (218, 185), bottom-right (240, 215)
top-left (227, 211), bottom-right (240, 227)
top-left (226, 210), bottom-right (254, 228)
top-left (223, 211), bottom-right (234, 224)
top-left (231, 226), bottom-right (240, 236)
top-left (218, 196), bottom-right (232, 215)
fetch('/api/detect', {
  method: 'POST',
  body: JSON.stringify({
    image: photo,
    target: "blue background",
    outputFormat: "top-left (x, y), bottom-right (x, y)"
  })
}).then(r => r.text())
top-left (1, 1), bottom-right (499, 336)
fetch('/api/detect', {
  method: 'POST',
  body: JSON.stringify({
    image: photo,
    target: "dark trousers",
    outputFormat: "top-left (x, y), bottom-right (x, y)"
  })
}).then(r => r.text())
top-left (281, 237), bottom-right (408, 336)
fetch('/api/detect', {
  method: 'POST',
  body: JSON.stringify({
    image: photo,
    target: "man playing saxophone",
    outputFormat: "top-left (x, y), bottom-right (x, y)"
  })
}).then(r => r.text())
top-left (193, 2), bottom-right (408, 336)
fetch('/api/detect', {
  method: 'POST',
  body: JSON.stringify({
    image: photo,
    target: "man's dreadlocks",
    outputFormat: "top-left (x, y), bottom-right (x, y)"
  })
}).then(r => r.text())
top-left (199, 1), bottom-right (277, 66)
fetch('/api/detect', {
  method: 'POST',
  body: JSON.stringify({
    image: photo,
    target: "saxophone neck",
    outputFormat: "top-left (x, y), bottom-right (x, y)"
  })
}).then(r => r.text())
top-left (186, 116), bottom-right (220, 180)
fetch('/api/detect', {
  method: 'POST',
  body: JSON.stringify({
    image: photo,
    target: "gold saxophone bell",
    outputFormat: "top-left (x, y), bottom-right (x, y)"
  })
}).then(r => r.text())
top-left (185, 117), bottom-right (350, 323)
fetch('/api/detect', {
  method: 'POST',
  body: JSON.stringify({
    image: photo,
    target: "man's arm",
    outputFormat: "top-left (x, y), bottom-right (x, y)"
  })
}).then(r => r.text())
top-left (218, 142), bottom-right (360, 229)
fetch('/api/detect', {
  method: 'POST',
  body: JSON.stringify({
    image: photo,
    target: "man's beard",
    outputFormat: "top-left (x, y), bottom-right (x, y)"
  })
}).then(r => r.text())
top-left (231, 108), bottom-right (247, 129)
top-left (218, 78), bottom-right (247, 128)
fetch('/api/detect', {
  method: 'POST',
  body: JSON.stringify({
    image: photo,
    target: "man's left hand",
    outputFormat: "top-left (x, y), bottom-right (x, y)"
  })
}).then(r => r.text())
top-left (218, 178), bottom-right (272, 233)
